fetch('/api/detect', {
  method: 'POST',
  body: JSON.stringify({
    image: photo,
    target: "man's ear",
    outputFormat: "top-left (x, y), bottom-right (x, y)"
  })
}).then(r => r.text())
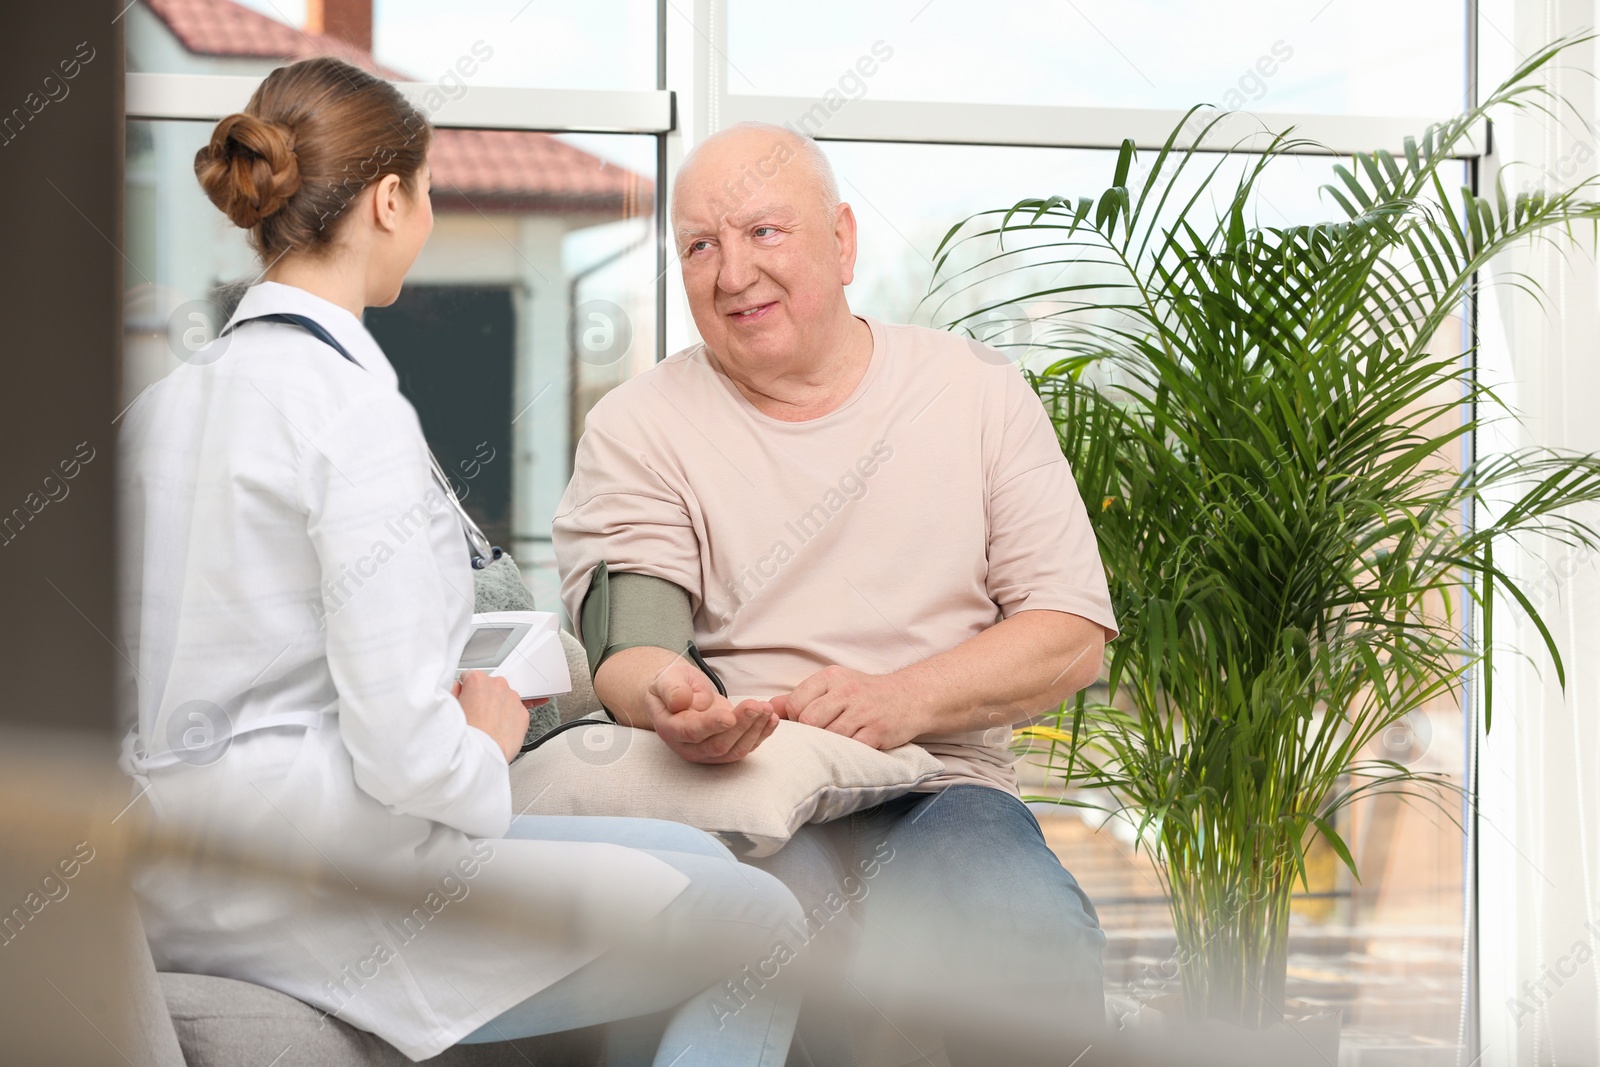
top-left (836, 202), bottom-right (859, 286)
top-left (371, 173), bottom-right (404, 234)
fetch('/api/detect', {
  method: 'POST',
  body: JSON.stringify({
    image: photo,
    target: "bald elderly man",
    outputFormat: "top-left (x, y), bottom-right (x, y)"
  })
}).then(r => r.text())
top-left (553, 122), bottom-right (1117, 1064)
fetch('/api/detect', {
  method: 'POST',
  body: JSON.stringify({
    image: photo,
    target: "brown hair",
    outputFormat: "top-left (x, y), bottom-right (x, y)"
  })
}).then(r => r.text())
top-left (194, 57), bottom-right (432, 260)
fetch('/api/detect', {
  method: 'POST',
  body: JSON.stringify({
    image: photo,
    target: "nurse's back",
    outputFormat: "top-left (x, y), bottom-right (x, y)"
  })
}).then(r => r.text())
top-left (119, 54), bottom-right (529, 819)
top-left (121, 287), bottom-right (392, 765)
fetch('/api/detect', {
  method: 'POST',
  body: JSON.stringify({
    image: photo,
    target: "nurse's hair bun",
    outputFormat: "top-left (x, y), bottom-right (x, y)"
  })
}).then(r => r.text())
top-left (190, 58), bottom-right (432, 261)
top-left (195, 113), bottom-right (301, 229)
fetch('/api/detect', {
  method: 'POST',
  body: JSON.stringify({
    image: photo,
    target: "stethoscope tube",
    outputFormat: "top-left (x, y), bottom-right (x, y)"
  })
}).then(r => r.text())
top-left (426, 449), bottom-right (500, 569)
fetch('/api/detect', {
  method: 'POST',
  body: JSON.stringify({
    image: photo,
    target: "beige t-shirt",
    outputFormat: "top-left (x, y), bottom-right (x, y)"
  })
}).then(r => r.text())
top-left (553, 316), bottom-right (1118, 793)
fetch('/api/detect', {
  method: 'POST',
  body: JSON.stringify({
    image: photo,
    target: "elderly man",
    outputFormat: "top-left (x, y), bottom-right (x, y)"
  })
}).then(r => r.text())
top-left (553, 122), bottom-right (1117, 1065)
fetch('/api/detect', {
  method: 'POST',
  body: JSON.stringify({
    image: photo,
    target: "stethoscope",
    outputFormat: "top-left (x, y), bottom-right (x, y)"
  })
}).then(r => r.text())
top-left (424, 447), bottom-right (501, 569)
top-left (224, 311), bottom-right (504, 569)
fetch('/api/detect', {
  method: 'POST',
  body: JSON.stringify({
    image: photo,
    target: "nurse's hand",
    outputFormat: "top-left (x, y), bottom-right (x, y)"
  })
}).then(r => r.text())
top-left (454, 671), bottom-right (530, 763)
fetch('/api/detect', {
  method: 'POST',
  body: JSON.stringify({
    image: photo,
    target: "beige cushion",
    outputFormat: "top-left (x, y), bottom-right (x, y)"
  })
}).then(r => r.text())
top-left (552, 630), bottom-right (602, 724)
top-left (510, 720), bottom-right (944, 857)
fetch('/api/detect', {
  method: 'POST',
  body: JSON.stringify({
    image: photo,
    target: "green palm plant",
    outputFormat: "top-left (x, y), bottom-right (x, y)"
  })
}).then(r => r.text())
top-left (925, 38), bottom-right (1600, 1029)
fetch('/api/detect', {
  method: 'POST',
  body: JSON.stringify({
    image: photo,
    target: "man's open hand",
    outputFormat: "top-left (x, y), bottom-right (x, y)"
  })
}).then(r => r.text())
top-left (773, 665), bottom-right (926, 751)
top-left (645, 656), bottom-right (779, 764)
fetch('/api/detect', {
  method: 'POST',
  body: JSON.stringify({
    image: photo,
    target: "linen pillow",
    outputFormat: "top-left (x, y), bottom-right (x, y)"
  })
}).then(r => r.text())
top-left (509, 719), bottom-right (945, 857)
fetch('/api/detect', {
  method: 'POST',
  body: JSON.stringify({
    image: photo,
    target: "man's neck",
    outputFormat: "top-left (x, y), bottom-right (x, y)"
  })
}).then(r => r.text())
top-left (714, 312), bottom-right (874, 423)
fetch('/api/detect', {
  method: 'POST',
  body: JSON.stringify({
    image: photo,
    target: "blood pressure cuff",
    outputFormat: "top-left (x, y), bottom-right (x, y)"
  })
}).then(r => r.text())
top-left (579, 561), bottom-right (726, 696)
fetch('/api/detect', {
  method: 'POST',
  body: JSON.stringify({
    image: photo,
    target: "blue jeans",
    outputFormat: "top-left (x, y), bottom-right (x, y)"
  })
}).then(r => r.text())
top-left (751, 785), bottom-right (1106, 1067)
top-left (459, 816), bottom-right (803, 1067)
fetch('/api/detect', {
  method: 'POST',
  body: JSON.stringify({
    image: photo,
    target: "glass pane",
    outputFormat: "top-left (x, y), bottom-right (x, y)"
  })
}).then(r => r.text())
top-left (824, 140), bottom-right (1348, 328)
top-left (818, 138), bottom-right (1470, 1059)
top-left (123, 119), bottom-right (658, 613)
top-left (728, 0), bottom-right (1466, 117)
top-left (128, 0), bottom-right (657, 93)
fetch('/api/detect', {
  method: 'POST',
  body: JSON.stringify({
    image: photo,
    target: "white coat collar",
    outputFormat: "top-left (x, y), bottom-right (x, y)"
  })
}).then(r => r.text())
top-left (225, 281), bottom-right (400, 391)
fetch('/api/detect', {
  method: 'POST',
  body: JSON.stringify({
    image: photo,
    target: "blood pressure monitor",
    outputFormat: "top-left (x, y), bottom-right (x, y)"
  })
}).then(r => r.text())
top-left (456, 611), bottom-right (572, 700)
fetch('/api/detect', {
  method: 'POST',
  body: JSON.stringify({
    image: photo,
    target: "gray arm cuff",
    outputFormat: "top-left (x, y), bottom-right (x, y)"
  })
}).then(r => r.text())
top-left (578, 561), bottom-right (696, 679)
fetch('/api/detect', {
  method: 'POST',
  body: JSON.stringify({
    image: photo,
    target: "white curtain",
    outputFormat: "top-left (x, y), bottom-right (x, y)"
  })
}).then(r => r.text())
top-left (1478, 1), bottom-right (1600, 1064)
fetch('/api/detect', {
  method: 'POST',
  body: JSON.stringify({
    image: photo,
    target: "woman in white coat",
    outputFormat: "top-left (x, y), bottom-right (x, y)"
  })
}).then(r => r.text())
top-left (119, 57), bottom-right (798, 1066)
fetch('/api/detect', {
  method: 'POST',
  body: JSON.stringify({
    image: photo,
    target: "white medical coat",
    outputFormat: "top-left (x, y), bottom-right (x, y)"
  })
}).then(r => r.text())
top-left (117, 282), bottom-right (686, 1060)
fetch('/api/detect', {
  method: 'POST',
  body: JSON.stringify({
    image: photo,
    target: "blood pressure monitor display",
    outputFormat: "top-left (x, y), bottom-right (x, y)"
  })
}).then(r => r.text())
top-left (459, 625), bottom-right (523, 669)
top-left (455, 612), bottom-right (572, 699)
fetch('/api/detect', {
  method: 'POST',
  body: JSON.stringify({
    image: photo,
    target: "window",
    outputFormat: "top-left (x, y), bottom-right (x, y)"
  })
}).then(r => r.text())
top-left (709, 4), bottom-right (1479, 1057)
top-left (728, 0), bottom-right (1466, 116)
top-left (123, 1), bottom-right (1483, 1053)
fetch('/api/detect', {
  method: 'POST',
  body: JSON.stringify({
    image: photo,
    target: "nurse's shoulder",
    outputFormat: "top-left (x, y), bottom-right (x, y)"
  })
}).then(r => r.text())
top-left (214, 285), bottom-right (397, 423)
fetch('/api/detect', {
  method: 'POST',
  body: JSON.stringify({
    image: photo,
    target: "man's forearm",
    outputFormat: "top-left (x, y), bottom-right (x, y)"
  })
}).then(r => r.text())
top-left (895, 610), bottom-right (1105, 735)
top-left (592, 644), bottom-right (683, 730)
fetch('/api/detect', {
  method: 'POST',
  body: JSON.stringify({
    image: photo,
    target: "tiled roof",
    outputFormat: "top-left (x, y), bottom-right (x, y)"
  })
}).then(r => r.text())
top-left (427, 128), bottom-right (652, 215)
top-left (143, 0), bottom-right (652, 214)
top-left (144, 0), bottom-right (388, 73)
